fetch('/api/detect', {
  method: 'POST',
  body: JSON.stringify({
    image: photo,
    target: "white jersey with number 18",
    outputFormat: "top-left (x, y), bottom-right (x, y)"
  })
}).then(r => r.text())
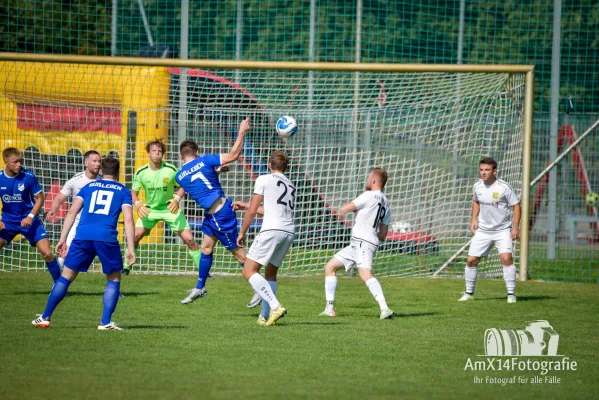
top-left (253, 172), bottom-right (295, 234)
top-left (350, 190), bottom-right (391, 246)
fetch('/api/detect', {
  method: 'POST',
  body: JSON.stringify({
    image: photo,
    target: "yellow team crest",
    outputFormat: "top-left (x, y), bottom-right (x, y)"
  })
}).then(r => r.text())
top-left (163, 177), bottom-right (169, 184)
top-left (492, 192), bottom-right (499, 200)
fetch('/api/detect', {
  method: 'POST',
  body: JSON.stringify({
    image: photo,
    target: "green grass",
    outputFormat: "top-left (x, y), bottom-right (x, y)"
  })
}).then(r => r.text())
top-left (1, 273), bottom-right (598, 400)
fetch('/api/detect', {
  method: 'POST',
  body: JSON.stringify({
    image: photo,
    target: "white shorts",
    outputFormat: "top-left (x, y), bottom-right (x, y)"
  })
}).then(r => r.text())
top-left (468, 229), bottom-right (513, 257)
top-left (334, 239), bottom-right (377, 271)
top-left (66, 221), bottom-right (79, 247)
top-left (247, 230), bottom-right (295, 268)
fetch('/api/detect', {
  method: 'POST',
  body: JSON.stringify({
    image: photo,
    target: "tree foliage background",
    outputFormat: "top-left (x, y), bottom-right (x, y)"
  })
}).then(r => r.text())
top-left (1, 0), bottom-right (598, 113)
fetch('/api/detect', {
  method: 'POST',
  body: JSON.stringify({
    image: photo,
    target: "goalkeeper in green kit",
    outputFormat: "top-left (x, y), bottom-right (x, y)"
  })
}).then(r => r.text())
top-left (123, 139), bottom-right (201, 274)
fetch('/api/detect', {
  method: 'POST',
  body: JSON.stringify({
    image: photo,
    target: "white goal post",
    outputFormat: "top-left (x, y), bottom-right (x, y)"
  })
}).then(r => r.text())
top-left (0, 53), bottom-right (533, 280)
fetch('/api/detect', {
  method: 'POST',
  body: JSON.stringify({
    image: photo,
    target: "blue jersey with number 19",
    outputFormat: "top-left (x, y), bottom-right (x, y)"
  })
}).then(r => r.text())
top-left (74, 180), bottom-right (132, 242)
top-left (175, 154), bottom-right (224, 210)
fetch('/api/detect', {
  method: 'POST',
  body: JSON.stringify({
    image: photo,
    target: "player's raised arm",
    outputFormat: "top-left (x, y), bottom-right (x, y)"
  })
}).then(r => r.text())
top-left (221, 118), bottom-right (250, 165)
top-left (237, 193), bottom-right (263, 248)
top-left (340, 201), bottom-right (357, 214)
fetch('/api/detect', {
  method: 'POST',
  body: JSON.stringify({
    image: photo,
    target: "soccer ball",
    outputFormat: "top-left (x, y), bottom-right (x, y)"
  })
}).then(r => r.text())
top-left (586, 191), bottom-right (599, 206)
top-left (276, 116), bottom-right (297, 138)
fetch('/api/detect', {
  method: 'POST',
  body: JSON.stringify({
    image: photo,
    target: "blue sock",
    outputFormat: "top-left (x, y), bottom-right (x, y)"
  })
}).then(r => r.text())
top-left (101, 280), bottom-right (121, 325)
top-left (46, 258), bottom-right (61, 282)
top-left (42, 276), bottom-right (71, 319)
top-left (260, 281), bottom-right (277, 318)
top-left (196, 253), bottom-right (213, 289)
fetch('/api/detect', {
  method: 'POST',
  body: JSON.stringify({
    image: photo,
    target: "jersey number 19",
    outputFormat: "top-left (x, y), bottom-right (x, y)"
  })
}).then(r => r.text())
top-left (89, 190), bottom-right (114, 215)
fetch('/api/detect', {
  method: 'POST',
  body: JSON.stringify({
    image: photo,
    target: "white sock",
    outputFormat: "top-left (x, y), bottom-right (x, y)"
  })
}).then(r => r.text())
top-left (57, 257), bottom-right (65, 269)
top-left (260, 281), bottom-right (277, 318)
top-left (465, 266), bottom-right (477, 294)
top-left (248, 273), bottom-right (280, 309)
top-left (503, 265), bottom-right (516, 296)
top-left (325, 276), bottom-right (337, 310)
top-left (365, 278), bottom-right (388, 311)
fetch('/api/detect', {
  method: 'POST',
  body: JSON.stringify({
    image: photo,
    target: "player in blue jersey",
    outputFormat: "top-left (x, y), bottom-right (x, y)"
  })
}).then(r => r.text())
top-left (32, 156), bottom-right (136, 330)
top-left (174, 119), bottom-right (251, 304)
top-left (0, 147), bottom-right (61, 282)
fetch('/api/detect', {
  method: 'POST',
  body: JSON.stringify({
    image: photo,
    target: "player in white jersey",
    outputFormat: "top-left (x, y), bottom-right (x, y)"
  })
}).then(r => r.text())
top-left (458, 157), bottom-right (521, 304)
top-left (235, 151), bottom-right (295, 326)
top-left (319, 168), bottom-right (394, 320)
top-left (47, 150), bottom-right (101, 268)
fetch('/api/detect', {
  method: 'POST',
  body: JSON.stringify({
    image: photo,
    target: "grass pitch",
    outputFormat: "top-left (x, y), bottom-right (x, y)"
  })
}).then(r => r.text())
top-left (0, 272), bottom-right (597, 399)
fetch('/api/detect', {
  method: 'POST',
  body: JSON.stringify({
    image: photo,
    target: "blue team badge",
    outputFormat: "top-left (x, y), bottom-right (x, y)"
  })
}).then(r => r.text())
top-left (18, 183), bottom-right (25, 191)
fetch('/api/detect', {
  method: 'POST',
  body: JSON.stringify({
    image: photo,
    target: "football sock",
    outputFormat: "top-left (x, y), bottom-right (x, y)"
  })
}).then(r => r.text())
top-left (325, 276), bottom-right (338, 310)
top-left (260, 281), bottom-right (277, 318)
top-left (366, 278), bottom-right (389, 311)
top-left (101, 280), bottom-right (121, 325)
top-left (42, 276), bottom-right (71, 319)
top-left (189, 249), bottom-right (201, 268)
top-left (46, 258), bottom-right (61, 282)
top-left (196, 253), bottom-right (213, 289)
top-left (465, 266), bottom-right (478, 294)
top-left (503, 264), bottom-right (516, 296)
top-left (249, 273), bottom-right (280, 309)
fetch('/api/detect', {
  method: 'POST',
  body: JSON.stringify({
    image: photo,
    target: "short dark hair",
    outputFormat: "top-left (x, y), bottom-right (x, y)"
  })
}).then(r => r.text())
top-left (2, 147), bottom-right (22, 161)
top-left (101, 156), bottom-right (120, 177)
top-left (83, 150), bottom-right (100, 160)
top-left (479, 157), bottom-right (498, 170)
top-left (146, 139), bottom-right (166, 154)
top-left (269, 150), bottom-right (289, 172)
top-left (371, 167), bottom-right (388, 189)
top-left (179, 139), bottom-right (199, 158)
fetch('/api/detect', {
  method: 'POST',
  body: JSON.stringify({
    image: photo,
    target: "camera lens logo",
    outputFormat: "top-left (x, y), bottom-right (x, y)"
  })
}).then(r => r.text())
top-left (484, 320), bottom-right (559, 356)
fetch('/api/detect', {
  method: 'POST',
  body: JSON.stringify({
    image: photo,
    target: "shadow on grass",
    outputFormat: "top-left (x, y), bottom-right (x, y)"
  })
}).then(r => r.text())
top-left (8, 291), bottom-right (160, 297)
top-left (279, 321), bottom-right (350, 326)
top-left (476, 295), bottom-right (557, 302)
top-left (125, 325), bottom-right (190, 329)
top-left (395, 312), bottom-right (438, 318)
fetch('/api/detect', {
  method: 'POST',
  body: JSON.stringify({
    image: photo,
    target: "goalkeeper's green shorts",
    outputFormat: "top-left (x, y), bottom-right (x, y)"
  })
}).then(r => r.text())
top-left (136, 209), bottom-right (191, 232)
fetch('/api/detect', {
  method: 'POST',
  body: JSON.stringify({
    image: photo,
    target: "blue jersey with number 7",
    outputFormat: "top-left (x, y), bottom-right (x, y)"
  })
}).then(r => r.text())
top-left (74, 180), bottom-right (132, 242)
top-left (175, 154), bottom-right (224, 210)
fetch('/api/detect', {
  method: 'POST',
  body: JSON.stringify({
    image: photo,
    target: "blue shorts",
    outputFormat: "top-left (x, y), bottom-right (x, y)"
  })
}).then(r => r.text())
top-left (202, 198), bottom-right (239, 250)
top-left (64, 239), bottom-right (124, 275)
top-left (0, 218), bottom-right (49, 246)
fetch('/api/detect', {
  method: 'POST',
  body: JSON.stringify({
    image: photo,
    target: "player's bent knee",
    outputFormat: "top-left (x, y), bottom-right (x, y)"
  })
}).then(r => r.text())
top-left (499, 254), bottom-right (513, 266)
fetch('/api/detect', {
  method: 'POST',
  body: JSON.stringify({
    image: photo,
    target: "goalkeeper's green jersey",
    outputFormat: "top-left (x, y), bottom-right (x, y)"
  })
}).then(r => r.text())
top-left (132, 162), bottom-right (179, 210)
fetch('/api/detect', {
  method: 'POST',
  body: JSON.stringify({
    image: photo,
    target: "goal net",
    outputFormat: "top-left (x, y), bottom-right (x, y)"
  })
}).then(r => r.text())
top-left (0, 58), bottom-right (528, 277)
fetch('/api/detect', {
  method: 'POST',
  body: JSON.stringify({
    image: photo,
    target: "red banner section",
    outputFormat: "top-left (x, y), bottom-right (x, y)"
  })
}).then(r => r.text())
top-left (17, 104), bottom-right (121, 134)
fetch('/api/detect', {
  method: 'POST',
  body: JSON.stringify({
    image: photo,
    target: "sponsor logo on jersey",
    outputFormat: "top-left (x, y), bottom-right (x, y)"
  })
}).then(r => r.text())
top-left (163, 177), bottom-right (169, 184)
top-left (18, 183), bottom-right (25, 192)
top-left (493, 192), bottom-right (499, 200)
top-left (2, 194), bottom-right (22, 203)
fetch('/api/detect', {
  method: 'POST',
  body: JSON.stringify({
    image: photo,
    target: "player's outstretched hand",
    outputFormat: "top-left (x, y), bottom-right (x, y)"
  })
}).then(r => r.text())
top-left (46, 210), bottom-right (56, 222)
top-left (137, 204), bottom-right (150, 218)
top-left (470, 222), bottom-right (478, 235)
top-left (232, 201), bottom-right (249, 211)
top-left (21, 216), bottom-right (33, 227)
top-left (167, 199), bottom-right (179, 214)
top-left (215, 165), bottom-right (230, 174)
top-left (0, 221), bottom-right (4, 231)
top-left (126, 249), bottom-right (136, 267)
top-left (237, 233), bottom-right (246, 248)
top-left (56, 240), bottom-right (66, 256)
top-left (239, 118), bottom-right (250, 135)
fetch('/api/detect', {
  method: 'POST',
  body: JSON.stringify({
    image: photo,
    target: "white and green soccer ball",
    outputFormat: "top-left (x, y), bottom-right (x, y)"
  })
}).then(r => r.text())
top-left (586, 191), bottom-right (599, 206)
